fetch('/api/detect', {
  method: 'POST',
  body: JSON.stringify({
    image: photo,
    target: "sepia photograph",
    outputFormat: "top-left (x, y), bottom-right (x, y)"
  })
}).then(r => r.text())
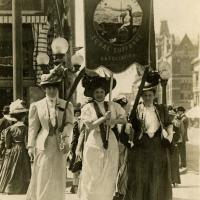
top-left (0, 0), bottom-right (199, 200)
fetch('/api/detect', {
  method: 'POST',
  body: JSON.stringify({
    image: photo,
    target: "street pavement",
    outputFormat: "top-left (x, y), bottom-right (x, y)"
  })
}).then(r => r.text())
top-left (0, 171), bottom-right (199, 200)
top-left (0, 128), bottom-right (199, 200)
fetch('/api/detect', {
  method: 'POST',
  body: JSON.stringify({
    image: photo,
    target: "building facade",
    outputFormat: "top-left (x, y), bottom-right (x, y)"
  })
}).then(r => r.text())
top-left (192, 47), bottom-right (200, 106)
top-left (156, 20), bottom-right (198, 109)
top-left (0, 0), bottom-right (75, 114)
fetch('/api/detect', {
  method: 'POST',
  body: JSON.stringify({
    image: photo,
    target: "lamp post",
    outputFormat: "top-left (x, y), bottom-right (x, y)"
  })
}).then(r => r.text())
top-left (51, 37), bottom-right (69, 98)
top-left (36, 53), bottom-right (50, 74)
top-left (159, 61), bottom-right (171, 105)
top-left (12, 0), bottom-right (23, 100)
top-left (36, 37), bottom-right (84, 101)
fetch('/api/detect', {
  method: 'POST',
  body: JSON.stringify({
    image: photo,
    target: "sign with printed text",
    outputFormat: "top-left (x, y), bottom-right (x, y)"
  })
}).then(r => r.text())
top-left (84, 0), bottom-right (156, 73)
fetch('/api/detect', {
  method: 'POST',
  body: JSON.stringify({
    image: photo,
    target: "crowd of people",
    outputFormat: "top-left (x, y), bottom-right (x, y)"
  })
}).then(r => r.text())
top-left (0, 65), bottom-right (189, 200)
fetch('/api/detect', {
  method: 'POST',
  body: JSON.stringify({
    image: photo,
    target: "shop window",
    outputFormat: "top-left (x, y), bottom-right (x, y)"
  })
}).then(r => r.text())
top-left (0, 24), bottom-right (34, 77)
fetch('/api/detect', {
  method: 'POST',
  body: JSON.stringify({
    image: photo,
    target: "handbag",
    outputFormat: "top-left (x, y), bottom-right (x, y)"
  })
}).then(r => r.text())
top-left (57, 101), bottom-right (69, 153)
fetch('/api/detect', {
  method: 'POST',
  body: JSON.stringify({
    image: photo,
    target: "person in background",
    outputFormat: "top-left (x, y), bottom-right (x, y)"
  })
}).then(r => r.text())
top-left (112, 95), bottom-right (134, 200)
top-left (0, 99), bottom-right (31, 194)
top-left (177, 106), bottom-right (189, 173)
top-left (0, 106), bottom-right (15, 162)
top-left (0, 106), bottom-right (14, 133)
top-left (26, 66), bottom-right (74, 200)
top-left (79, 74), bottom-right (127, 200)
top-left (125, 79), bottom-right (173, 200)
top-left (168, 107), bottom-right (181, 187)
top-left (69, 104), bottom-right (82, 194)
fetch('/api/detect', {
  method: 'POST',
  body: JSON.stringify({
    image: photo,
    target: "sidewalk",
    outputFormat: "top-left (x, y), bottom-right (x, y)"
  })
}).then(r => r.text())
top-left (0, 128), bottom-right (198, 200)
top-left (173, 171), bottom-right (200, 200)
top-left (0, 171), bottom-right (199, 200)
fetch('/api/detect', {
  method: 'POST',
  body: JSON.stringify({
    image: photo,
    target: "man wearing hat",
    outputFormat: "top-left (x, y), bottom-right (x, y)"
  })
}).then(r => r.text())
top-left (177, 106), bottom-right (189, 172)
top-left (26, 65), bottom-right (74, 200)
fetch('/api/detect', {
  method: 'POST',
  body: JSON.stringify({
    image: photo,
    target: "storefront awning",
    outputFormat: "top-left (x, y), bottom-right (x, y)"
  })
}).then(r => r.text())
top-left (0, 15), bottom-right (47, 24)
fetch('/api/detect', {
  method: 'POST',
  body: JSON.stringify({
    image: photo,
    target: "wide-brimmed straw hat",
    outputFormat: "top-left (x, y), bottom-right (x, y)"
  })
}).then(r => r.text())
top-left (113, 95), bottom-right (128, 106)
top-left (40, 64), bottom-right (65, 86)
top-left (9, 99), bottom-right (28, 115)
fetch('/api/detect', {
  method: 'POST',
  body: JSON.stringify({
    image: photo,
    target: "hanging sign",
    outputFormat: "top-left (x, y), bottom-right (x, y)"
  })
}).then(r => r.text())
top-left (84, 0), bottom-right (156, 73)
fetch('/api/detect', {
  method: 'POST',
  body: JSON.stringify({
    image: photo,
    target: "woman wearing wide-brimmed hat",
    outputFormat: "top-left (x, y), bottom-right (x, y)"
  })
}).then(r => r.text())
top-left (26, 65), bottom-right (74, 200)
top-left (0, 99), bottom-right (31, 194)
top-left (124, 77), bottom-right (173, 200)
top-left (79, 74), bottom-right (127, 200)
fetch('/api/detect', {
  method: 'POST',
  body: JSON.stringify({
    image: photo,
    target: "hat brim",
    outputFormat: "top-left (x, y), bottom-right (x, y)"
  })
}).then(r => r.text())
top-left (4, 114), bottom-right (17, 122)
top-left (83, 77), bottom-right (117, 97)
top-left (39, 80), bottom-right (62, 86)
top-left (142, 85), bottom-right (157, 91)
top-left (9, 109), bottom-right (28, 115)
top-left (169, 111), bottom-right (176, 116)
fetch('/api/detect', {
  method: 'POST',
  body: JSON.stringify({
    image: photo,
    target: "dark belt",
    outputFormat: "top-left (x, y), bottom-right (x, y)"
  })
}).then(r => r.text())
top-left (48, 126), bottom-right (57, 136)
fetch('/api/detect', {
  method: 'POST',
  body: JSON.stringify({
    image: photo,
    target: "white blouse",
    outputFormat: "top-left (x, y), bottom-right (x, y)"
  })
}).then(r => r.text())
top-left (81, 101), bottom-right (126, 130)
top-left (138, 104), bottom-right (160, 138)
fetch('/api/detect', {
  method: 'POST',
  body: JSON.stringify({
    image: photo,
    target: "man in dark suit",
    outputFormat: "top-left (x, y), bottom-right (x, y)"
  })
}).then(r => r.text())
top-left (177, 106), bottom-right (189, 172)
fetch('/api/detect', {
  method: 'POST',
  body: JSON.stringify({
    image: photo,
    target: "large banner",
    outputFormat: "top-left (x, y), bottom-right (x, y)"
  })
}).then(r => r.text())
top-left (84, 0), bottom-right (156, 73)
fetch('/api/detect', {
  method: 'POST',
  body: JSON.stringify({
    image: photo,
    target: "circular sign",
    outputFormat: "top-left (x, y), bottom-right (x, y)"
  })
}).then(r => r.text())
top-left (93, 0), bottom-right (143, 45)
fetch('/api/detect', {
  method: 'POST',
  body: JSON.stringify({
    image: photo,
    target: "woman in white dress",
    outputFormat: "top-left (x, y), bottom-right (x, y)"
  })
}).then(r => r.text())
top-left (79, 75), bottom-right (127, 200)
top-left (26, 66), bottom-right (74, 200)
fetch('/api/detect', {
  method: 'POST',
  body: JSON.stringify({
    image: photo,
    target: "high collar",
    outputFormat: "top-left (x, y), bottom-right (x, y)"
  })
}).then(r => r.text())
top-left (94, 99), bottom-right (105, 105)
top-left (46, 95), bottom-right (58, 103)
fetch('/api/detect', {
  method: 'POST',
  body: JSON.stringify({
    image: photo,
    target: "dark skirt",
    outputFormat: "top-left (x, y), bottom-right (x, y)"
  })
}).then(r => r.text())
top-left (170, 145), bottom-right (181, 184)
top-left (124, 132), bottom-right (172, 200)
top-left (0, 143), bottom-right (31, 194)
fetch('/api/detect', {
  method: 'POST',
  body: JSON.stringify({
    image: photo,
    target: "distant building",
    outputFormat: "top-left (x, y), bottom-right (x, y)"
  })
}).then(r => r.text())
top-left (156, 20), bottom-right (198, 109)
top-left (191, 43), bottom-right (200, 106)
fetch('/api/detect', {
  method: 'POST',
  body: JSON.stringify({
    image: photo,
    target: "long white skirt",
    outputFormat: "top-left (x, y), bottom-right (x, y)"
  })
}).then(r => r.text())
top-left (79, 130), bottom-right (119, 200)
top-left (26, 135), bottom-right (66, 200)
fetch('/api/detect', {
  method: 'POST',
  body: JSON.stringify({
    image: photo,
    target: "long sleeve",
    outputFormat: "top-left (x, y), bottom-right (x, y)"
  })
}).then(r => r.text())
top-left (70, 121), bottom-right (80, 153)
top-left (5, 128), bottom-right (12, 149)
top-left (28, 103), bottom-right (41, 148)
top-left (63, 102), bottom-right (74, 147)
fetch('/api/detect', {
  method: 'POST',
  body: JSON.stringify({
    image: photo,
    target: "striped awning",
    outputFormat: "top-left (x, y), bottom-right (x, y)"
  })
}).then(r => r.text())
top-left (0, 15), bottom-right (47, 24)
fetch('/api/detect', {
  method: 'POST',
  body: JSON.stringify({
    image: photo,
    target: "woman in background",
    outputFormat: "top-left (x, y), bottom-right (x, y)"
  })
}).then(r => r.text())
top-left (168, 107), bottom-right (181, 187)
top-left (0, 99), bottom-right (31, 194)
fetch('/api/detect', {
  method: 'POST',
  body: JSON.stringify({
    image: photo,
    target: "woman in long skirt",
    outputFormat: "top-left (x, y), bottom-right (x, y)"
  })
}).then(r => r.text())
top-left (0, 99), bottom-right (31, 194)
top-left (125, 80), bottom-right (173, 200)
top-left (79, 74), bottom-right (127, 200)
top-left (26, 66), bottom-right (74, 200)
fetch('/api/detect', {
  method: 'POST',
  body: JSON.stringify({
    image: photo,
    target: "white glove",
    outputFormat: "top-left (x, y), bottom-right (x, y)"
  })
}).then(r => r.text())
top-left (162, 128), bottom-right (174, 143)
